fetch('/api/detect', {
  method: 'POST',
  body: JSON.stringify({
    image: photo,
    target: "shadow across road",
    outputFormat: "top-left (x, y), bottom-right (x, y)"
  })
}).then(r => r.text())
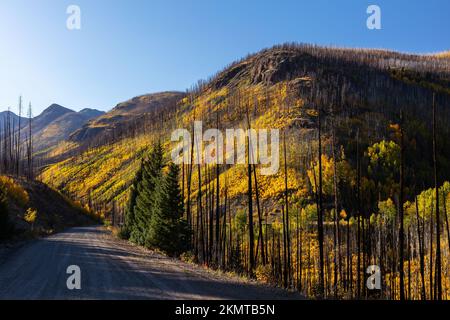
top-left (0, 226), bottom-right (303, 300)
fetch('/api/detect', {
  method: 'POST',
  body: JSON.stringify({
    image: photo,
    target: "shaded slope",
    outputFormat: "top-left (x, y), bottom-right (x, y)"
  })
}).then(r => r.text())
top-left (2, 176), bottom-right (96, 238)
top-left (0, 226), bottom-right (303, 300)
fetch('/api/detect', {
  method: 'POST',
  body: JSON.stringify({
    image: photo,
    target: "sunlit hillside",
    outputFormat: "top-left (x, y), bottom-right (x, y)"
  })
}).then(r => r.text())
top-left (0, 176), bottom-right (96, 238)
top-left (42, 135), bottom-right (151, 209)
top-left (41, 44), bottom-right (450, 211)
top-left (39, 44), bottom-right (450, 299)
top-left (435, 51), bottom-right (450, 58)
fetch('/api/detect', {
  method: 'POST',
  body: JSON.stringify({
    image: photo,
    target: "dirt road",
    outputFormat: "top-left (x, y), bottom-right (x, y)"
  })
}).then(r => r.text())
top-left (0, 226), bottom-right (303, 300)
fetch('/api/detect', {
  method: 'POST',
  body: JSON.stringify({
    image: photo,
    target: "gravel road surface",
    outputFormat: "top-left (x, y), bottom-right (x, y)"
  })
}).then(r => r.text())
top-left (0, 226), bottom-right (303, 300)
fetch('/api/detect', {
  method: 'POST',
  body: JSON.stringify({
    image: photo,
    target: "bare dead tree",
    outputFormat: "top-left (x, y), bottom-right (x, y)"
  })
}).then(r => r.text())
top-left (27, 102), bottom-right (33, 180)
top-left (356, 129), bottom-right (362, 299)
top-left (283, 131), bottom-right (292, 287)
top-left (415, 196), bottom-right (426, 300)
top-left (399, 110), bottom-right (405, 300)
top-left (432, 93), bottom-right (442, 300)
top-left (331, 115), bottom-right (341, 297)
top-left (316, 105), bottom-right (325, 298)
top-left (15, 96), bottom-right (21, 176)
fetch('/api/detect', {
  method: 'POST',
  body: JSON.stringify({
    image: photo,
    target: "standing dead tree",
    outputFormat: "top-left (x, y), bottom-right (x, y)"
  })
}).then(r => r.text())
top-left (432, 93), bottom-right (442, 301)
top-left (399, 110), bottom-right (405, 300)
top-left (27, 102), bottom-right (33, 180)
top-left (317, 106), bottom-right (325, 298)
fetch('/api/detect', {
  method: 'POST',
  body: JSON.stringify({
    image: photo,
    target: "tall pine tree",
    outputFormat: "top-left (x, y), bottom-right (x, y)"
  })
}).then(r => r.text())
top-left (147, 162), bottom-right (189, 256)
top-left (129, 142), bottom-right (164, 246)
top-left (120, 160), bottom-right (143, 239)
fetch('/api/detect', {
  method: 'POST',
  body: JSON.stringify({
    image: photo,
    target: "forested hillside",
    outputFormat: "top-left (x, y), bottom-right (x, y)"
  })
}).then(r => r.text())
top-left (39, 44), bottom-right (450, 300)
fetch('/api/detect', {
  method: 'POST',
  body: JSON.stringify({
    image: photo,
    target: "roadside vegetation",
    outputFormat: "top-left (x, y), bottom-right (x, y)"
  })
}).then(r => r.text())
top-left (120, 142), bottom-right (190, 257)
top-left (0, 175), bottom-right (99, 240)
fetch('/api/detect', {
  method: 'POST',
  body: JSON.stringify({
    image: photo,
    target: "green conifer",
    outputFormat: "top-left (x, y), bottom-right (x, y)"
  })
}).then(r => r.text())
top-left (129, 142), bottom-right (164, 245)
top-left (120, 160), bottom-right (143, 239)
top-left (147, 162), bottom-right (189, 256)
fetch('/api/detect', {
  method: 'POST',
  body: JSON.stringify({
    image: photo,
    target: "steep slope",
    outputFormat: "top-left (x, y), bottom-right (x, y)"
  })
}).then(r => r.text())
top-left (1, 104), bottom-right (76, 136)
top-left (0, 176), bottom-right (96, 239)
top-left (41, 44), bottom-right (450, 214)
top-left (32, 108), bottom-right (104, 151)
top-left (40, 135), bottom-right (152, 210)
top-left (31, 104), bottom-right (74, 133)
top-left (69, 91), bottom-right (185, 145)
top-left (0, 104), bottom-right (104, 163)
top-left (79, 108), bottom-right (104, 117)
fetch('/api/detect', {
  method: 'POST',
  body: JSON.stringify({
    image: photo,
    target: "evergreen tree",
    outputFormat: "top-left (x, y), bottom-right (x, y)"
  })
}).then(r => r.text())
top-left (147, 162), bottom-right (189, 256)
top-left (129, 142), bottom-right (164, 245)
top-left (120, 160), bottom-right (143, 239)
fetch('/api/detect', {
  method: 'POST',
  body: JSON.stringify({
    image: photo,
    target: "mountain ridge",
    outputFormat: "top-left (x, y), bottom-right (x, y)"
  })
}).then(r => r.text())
top-left (68, 91), bottom-right (185, 145)
top-left (0, 104), bottom-right (104, 152)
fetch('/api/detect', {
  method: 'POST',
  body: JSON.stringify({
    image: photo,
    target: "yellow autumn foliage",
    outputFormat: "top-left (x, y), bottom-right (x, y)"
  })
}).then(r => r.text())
top-left (0, 176), bottom-right (29, 206)
top-left (24, 208), bottom-right (38, 224)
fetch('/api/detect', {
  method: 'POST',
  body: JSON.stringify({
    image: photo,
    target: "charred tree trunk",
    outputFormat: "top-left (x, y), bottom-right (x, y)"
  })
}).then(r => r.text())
top-left (27, 102), bottom-right (33, 180)
top-left (415, 196), bottom-right (426, 300)
top-left (247, 136), bottom-right (255, 276)
top-left (16, 96), bottom-right (22, 176)
top-left (432, 93), bottom-right (442, 301)
top-left (317, 107), bottom-right (325, 298)
top-left (282, 204), bottom-right (288, 288)
top-left (399, 110), bottom-right (405, 300)
top-left (331, 117), bottom-right (340, 297)
top-left (283, 131), bottom-right (291, 287)
top-left (356, 129), bottom-right (362, 299)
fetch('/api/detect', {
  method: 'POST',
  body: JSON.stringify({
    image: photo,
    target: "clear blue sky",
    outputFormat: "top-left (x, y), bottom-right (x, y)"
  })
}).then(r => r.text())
top-left (1, 0), bottom-right (449, 115)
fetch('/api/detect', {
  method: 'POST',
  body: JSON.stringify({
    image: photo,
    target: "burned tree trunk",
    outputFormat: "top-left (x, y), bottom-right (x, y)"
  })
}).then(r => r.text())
top-left (415, 196), bottom-right (426, 300)
top-left (432, 93), bottom-right (442, 301)
top-left (317, 107), bottom-right (325, 298)
top-left (283, 131), bottom-right (292, 287)
top-left (399, 110), bottom-right (405, 300)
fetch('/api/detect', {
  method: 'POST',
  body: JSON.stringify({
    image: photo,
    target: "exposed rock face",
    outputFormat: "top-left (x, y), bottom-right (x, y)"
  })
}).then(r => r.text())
top-left (210, 49), bottom-right (320, 89)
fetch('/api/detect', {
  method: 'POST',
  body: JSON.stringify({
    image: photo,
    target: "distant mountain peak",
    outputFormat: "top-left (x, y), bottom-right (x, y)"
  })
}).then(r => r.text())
top-left (69, 91), bottom-right (185, 143)
top-left (0, 110), bottom-right (19, 116)
top-left (78, 108), bottom-right (104, 116)
top-left (79, 108), bottom-right (96, 112)
top-left (41, 104), bottom-right (74, 115)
